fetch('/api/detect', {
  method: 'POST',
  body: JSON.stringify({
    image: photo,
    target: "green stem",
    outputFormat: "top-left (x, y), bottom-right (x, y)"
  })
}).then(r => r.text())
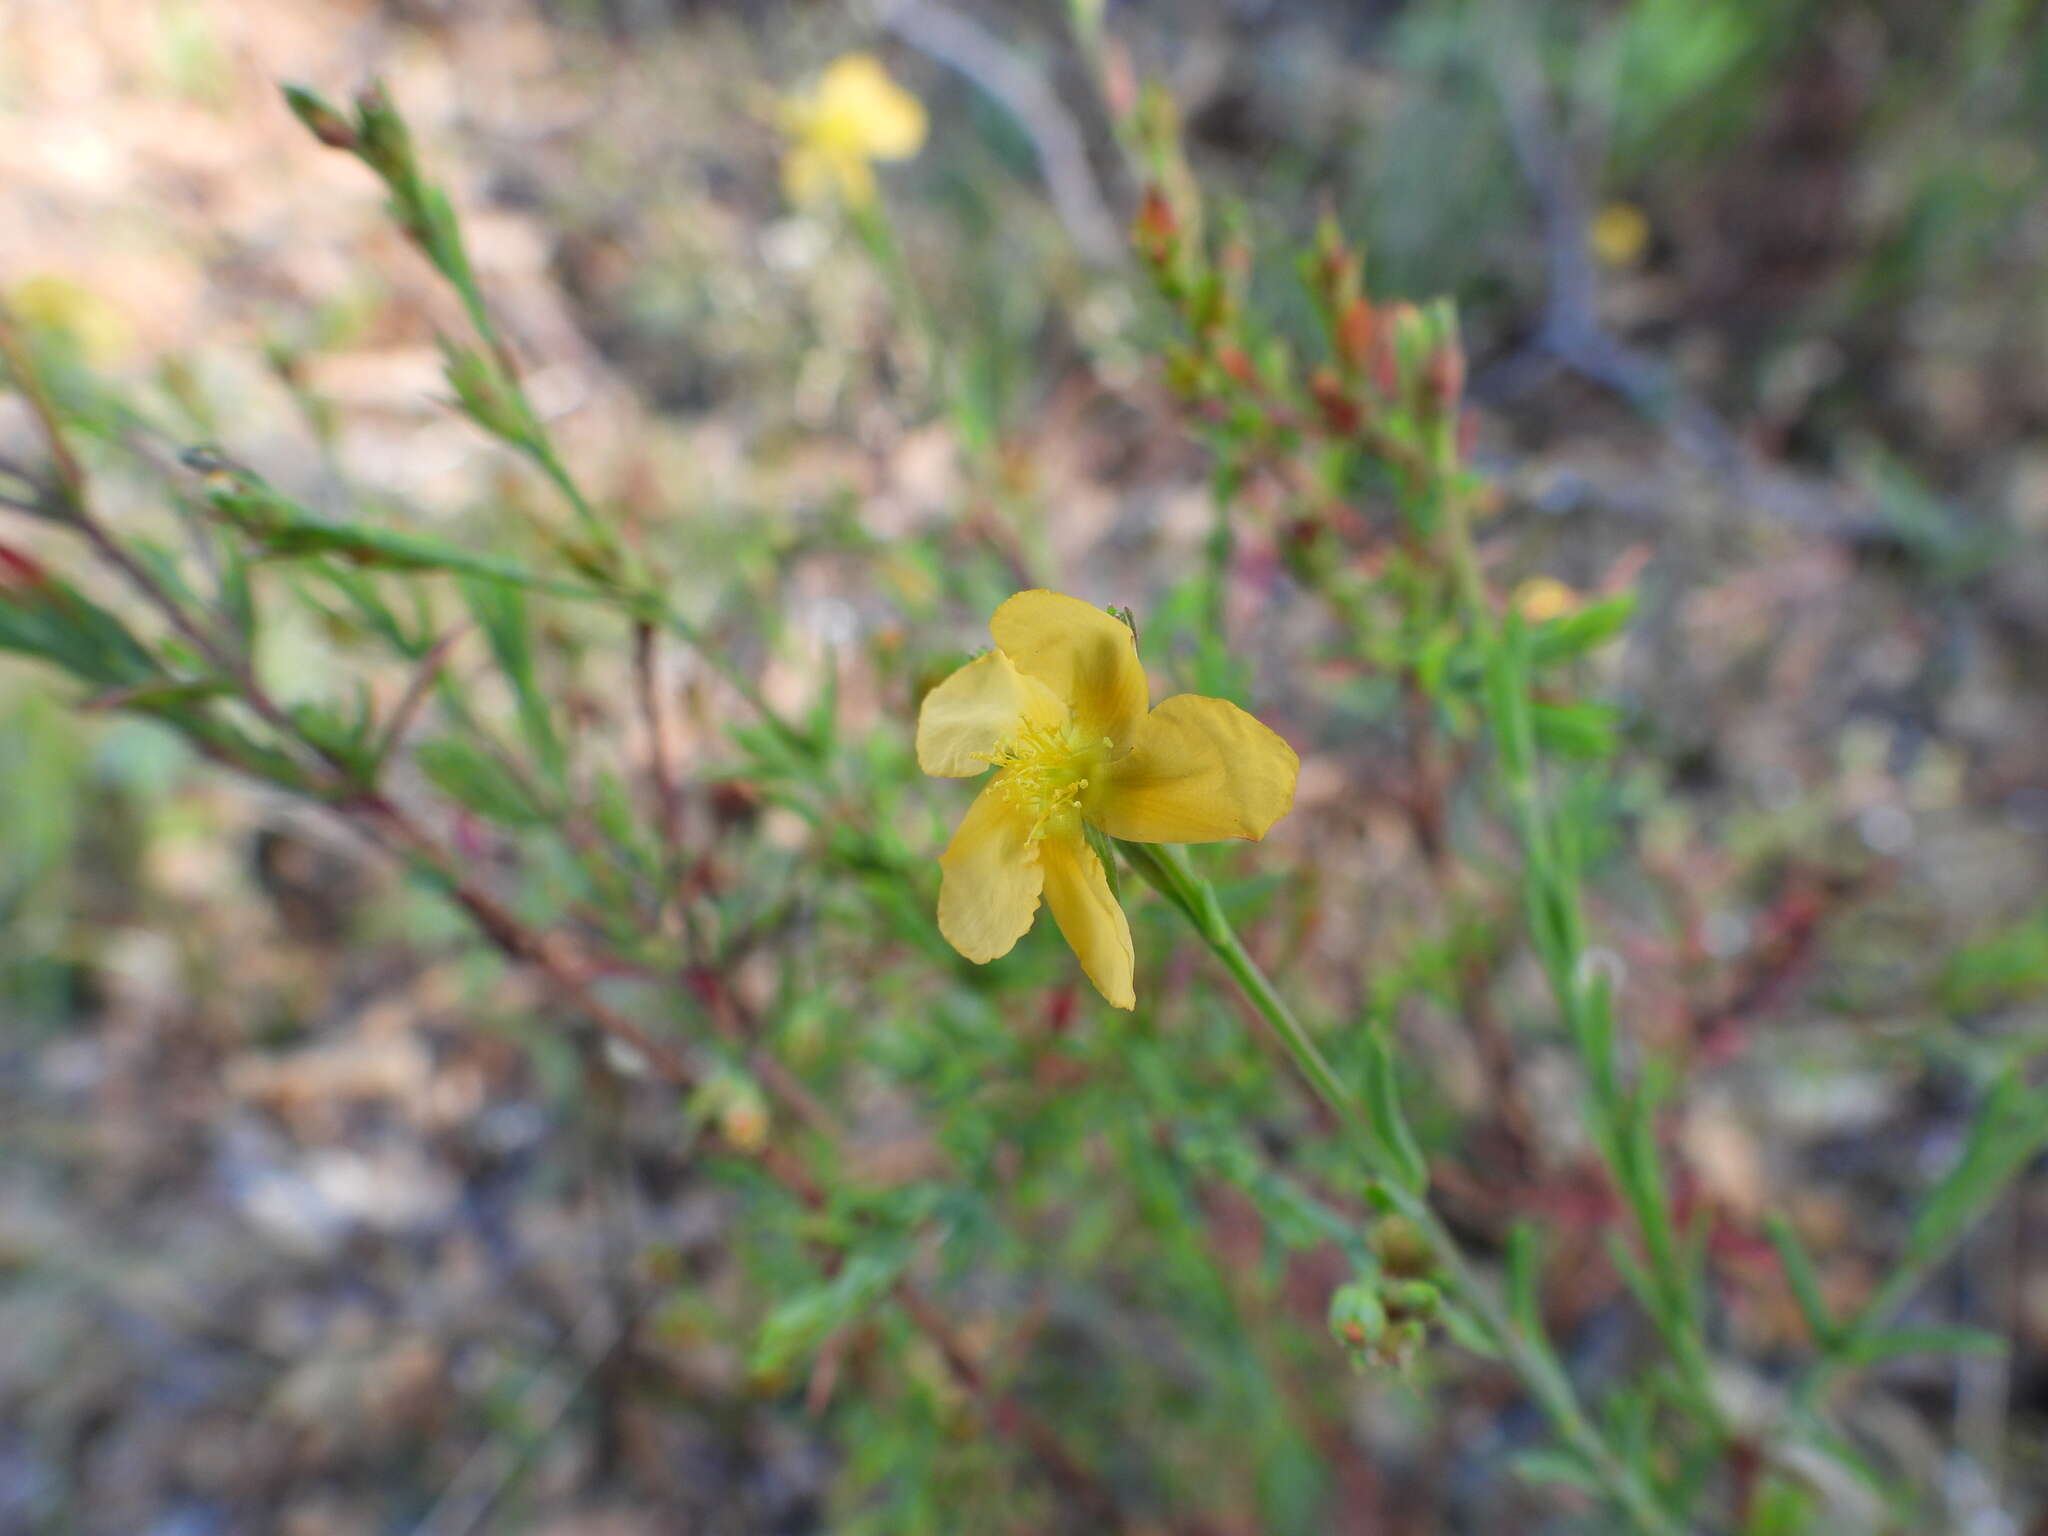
top-left (1432, 407), bottom-right (1723, 1441)
top-left (1118, 840), bottom-right (1680, 1536)
top-left (850, 197), bottom-right (943, 402)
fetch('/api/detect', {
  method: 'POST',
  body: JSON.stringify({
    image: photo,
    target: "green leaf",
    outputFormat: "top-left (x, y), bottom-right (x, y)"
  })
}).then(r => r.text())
top-left (1510, 1448), bottom-right (1601, 1496)
top-left (1603, 1230), bottom-right (1662, 1326)
top-left (291, 691), bottom-right (380, 780)
top-left (1436, 1299), bottom-right (1503, 1360)
top-left (1763, 1213), bottom-right (1838, 1348)
top-left (81, 676), bottom-right (234, 714)
top-left (1531, 700), bottom-right (1621, 760)
top-left (592, 767), bottom-right (652, 869)
top-left (307, 562), bottom-right (426, 655)
top-left (1939, 909), bottom-right (2048, 1012)
top-left (1528, 593), bottom-right (1636, 665)
top-left (1745, 1474), bottom-right (1821, 1536)
top-left (459, 575), bottom-right (564, 787)
top-left (1482, 623), bottom-right (1538, 781)
top-left (219, 546), bottom-right (257, 646)
top-left (1906, 1070), bottom-right (2048, 1267)
top-left (1835, 1325), bottom-right (2007, 1368)
top-left (0, 571), bottom-right (160, 686)
top-left (416, 735), bottom-right (547, 828)
top-left (195, 458), bottom-right (611, 603)
top-left (1361, 1027), bottom-right (1427, 1192)
top-left (749, 1250), bottom-right (908, 1378)
top-left (1505, 1222), bottom-right (1545, 1338)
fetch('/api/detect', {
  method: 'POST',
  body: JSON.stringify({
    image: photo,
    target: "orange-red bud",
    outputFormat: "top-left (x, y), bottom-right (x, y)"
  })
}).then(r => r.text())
top-left (1215, 345), bottom-right (1256, 387)
top-left (1309, 366), bottom-right (1360, 434)
top-left (0, 545), bottom-right (49, 592)
top-left (1283, 515), bottom-right (1323, 552)
top-left (1134, 186), bottom-right (1178, 265)
top-left (1335, 296), bottom-right (1377, 372)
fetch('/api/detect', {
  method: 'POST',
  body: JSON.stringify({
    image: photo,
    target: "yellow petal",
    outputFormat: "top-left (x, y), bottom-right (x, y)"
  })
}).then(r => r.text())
top-left (1039, 831), bottom-right (1135, 1010)
top-left (830, 152), bottom-right (878, 207)
top-left (917, 648), bottom-right (1068, 776)
top-left (816, 53), bottom-right (927, 160)
top-left (1096, 694), bottom-right (1299, 844)
top-left (938, 782), bottom-right (1044, 963)
top-left (989, 590), bottom-right (1148, 746)
top-left (1512, 575), bottom-right (1580, 622)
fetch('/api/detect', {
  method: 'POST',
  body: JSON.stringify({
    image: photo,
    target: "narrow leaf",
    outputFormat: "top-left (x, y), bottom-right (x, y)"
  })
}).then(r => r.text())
top-left (1836, 1325), bottom-right (2008, 1368)
top-left (1764, 1213), bottom-right (1838, 1348)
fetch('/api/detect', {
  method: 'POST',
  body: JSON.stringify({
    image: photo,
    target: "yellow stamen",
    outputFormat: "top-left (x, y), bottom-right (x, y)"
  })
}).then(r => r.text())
top-left (977, 721), bottom-right (1109, 844)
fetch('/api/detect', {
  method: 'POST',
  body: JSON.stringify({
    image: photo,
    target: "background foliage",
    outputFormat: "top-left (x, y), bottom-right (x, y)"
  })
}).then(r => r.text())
top-left (5, 1), bottom-right (2048, 1531)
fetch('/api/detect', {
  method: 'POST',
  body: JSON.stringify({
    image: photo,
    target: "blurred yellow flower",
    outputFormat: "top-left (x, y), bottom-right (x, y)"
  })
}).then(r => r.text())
top-left (780, 53), bottom-right (927, 208)
top-left (918, 591), bottom-right (1299, 1009)
top-left (1589, 201), bottom-right (1651, 268)
top-left (1512, 575), bottom-right (1582, 623)
top-left (8, 274), bottom-right (136, 367)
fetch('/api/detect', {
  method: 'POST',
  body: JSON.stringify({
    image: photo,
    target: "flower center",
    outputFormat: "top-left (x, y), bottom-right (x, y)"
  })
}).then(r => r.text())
top-left (979, 720), bottom-right (1110, 844)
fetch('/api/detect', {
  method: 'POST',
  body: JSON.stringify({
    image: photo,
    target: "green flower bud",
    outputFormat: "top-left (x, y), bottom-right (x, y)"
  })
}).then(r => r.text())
top-left (1328, 1281), bottom-right (1388, 1351)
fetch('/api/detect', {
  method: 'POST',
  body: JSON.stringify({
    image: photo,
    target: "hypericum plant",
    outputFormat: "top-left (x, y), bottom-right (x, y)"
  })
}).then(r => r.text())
top-left (0, 42), bottom-right (2039, 1536)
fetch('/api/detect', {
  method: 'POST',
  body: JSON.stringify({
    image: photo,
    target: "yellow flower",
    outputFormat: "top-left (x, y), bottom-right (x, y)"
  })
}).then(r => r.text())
top-left (8, 275), bottom-right (136, 368)
top-left (780, 53), bottom-right (927, 208)
top-left (1589, 201), bottom-right (1651, 269)
top-left (918, 591), bottom-right (1299, 1010)
top-left (1512, 575), bottom-right (1582, 623)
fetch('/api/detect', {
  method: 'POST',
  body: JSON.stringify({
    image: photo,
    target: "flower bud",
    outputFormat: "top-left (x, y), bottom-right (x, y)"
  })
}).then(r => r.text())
top-left (1215, 345), bottom-right (1256, 388)
top-left (721, 1091), bottom-right (770, 1155)
top-left (441, 338), bottom-right (538, 447)
top-left (1383, 1279), bottom-right (1441, 1322)
top-left (1328, 1282), bottom-right (1388, 1350)
top-left (704, 1071), bottom-right (770, 1155)
top-left (1134, 186), bottom-right (1178, 267)
top-left (1335, 296), bottom-right (1376, 373)
top-left (281, 84), bottom-right (358, 151)
top-left (1309, 366), bottom-right (1359, 434)
top-left (0, 543), bottom-right (49, 593)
